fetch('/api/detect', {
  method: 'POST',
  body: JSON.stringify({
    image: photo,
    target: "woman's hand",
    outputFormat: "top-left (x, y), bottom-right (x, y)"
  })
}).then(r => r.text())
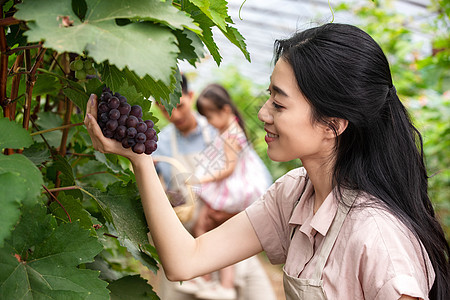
top-left (83, 94), bottom-right (150, 165)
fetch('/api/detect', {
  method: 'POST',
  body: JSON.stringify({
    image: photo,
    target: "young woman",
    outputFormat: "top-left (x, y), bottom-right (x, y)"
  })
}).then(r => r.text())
top-left (84, 23), bottom-right (449, 299)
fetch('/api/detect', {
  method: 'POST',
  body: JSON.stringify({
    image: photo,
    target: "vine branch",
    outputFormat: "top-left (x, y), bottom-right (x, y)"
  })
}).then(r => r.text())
top-left (42, 185), bottom-right (72, 223)
top-left (30, 122), bottom-right (84, 136)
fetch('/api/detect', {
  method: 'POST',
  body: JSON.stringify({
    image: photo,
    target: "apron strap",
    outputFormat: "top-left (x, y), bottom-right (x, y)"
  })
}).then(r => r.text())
top-left (311, 190), bottom-right (357, 280)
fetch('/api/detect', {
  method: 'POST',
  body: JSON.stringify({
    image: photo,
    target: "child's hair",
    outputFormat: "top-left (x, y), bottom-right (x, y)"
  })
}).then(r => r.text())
top-left (274, 23), bottom-right (449, 299)
top-left (196, 83), bottom-right (247, 139)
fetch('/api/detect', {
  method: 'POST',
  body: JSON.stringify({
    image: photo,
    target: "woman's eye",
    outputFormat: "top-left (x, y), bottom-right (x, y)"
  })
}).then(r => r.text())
top-left (272, 102), bottom-right (284, 110)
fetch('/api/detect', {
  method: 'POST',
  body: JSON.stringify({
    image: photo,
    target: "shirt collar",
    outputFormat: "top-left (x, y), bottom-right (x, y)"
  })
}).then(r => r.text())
top-left (288, 182), bottom-right (339, 237)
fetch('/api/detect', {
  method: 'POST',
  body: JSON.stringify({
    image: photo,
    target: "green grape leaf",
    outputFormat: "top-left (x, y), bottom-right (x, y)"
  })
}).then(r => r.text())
top-left (108, 275), bottom-right (158, 300)
top-left (183, 2), bottom-right (222, 65)
top-left (33, 73), bottom-right (62, 96)
top-left (99, 63), bottom-right (181, 113)
top-left (174, 29), bottom-right (206, 66)
top-left (15, 0), bottom-right (183, 84)
top-left (0, 173), bottom-right (26, 247)
top-left (84, 182), bottom-right (158, 271)
top-left (0, 203), bottom-right (109, 299)
top-left (98, 62), bottom-right (126, 93)
top-left (22, 142), bottom-right (51, 167)
top-left (99, 181), bottom-right (148, 246)
top-left (33, 111), bottom-right (75, 148)
top-left (107, 225), bottom-right (158, 274)
top-left (63, 85), bottom-right (89, 113)
top-left (47, 155), bottom-right (83, 200)
top-left (76, 159), bottom-right (120, 192)
top-left (50, 193), bottom-right (94, 233)
top-left (188, 0), bottom-right (229, 31)
top-left (0, 118), bottom-right (33, 150)
top-left (0, 153), bottom-right (43, 205)
top-left (160, 69), bottom-right (182, 115)
top-left (220, 24), bottom-right (251, 62)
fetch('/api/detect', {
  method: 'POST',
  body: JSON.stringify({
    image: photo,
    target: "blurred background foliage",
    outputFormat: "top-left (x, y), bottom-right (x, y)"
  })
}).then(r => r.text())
top-left (153, 0), bottom-right (450, 239)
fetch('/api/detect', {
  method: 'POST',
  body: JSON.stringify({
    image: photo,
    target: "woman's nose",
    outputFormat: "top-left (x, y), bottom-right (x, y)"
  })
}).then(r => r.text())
top-left (258, 100), bottom-right (272, 124)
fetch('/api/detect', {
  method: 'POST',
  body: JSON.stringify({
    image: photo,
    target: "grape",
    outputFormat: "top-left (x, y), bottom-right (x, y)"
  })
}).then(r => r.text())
top-left (101, 92), bottom-right (112, 101)
top-left (75, 70), bottom-right (86, 80)
top-left (144, 140), bottom-right (157, 154)
top-left (127, 138), bottom-right (136, 148)
top-left (84, 60), bottom-right (93, 70)
top-left (118, 114), bottom-right (128, 126)
top-left (127, 127), bottom-right (137, 138)
top-left (144, 128), bottom-right (156, 140)
top-left (98, 102), bottom-right (109, 114)
top-left (144, 120), bottom-right (154, 129)
top-left (100, 112), bottom-right (109, 123)
top-left (122, 138), bottom-right (131, 148)
top-left (136, 122), bottom-right (147, 133)
top-left (116, 125), bottom-right (127, 139)
top-left (118, 103), bottom-right (131, 115)
top-left (106, 119), bottom-right (118, 131)
top-left (102, 128), bottom-right (114, 138)
top-left (133, 143), bottom-right (145, 154)
top-left (130, 105), bottom-right (143, 118)
top-left (86, 68), bottom-right (96, 75)
top-left (108, 97), bottom-right (120, 109)
top-left (126, 115), bottom-right (139, 128)
top-left (71, 59), bottom-right (84, 71)
top-left (135, 132), bottom-right (147, 143)
top-left (97, 86), bottom-right (158, 155)
top-left (109, 108), bottom-right (120, 120)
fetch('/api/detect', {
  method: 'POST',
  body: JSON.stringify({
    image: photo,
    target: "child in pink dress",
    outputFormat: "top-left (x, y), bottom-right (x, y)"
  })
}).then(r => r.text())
top-left (190, 83), bottom-right (271, 300)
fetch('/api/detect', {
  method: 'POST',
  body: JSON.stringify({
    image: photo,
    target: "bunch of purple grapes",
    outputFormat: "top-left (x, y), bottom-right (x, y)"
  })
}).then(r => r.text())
top-left (97, 87), bottom-right (158, 155)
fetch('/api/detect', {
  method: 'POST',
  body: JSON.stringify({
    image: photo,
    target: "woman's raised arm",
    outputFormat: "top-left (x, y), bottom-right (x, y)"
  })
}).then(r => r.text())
top-left (84, 94), bottom-right (263, 281)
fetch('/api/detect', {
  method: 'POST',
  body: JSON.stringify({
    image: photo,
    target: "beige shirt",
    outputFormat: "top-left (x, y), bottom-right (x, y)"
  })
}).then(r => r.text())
top-left (246, 167), bottom-right (435, 300)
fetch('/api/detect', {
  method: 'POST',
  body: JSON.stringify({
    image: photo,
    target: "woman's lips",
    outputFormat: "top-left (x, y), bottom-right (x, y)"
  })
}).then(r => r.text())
top-left (264, 131), bottom-right (278, 143)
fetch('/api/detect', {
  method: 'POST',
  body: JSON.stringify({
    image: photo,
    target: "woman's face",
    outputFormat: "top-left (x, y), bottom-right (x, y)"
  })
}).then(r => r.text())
top-left (258, 58), bottom-right (333, 163)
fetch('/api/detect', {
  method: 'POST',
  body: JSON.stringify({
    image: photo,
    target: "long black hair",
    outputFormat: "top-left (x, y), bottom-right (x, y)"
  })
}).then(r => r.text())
top-left (274, 23), bottom-right (449, 299)
top-left (196, 83), bottom-right (247, 139)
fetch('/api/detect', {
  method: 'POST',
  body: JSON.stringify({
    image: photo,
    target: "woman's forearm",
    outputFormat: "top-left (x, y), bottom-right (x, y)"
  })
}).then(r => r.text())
top-left (130, 156), bottom-right (197, 280)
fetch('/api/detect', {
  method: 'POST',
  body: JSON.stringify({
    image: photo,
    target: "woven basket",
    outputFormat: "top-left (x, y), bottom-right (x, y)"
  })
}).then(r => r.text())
top-left (154, 155), bottom-right (197, 224)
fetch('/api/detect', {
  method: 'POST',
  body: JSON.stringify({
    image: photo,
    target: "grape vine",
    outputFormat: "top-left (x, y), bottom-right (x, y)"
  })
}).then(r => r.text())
top-left (0, 0), bottom-right (249, 298)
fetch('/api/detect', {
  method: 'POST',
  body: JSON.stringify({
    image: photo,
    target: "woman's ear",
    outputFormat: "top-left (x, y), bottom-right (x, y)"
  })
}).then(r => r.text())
top-left (325, 118), bottom-right (348, 137)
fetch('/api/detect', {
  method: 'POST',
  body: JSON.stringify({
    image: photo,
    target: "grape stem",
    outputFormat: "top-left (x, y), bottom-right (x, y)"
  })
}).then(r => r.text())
top-left (42, 185), bottom-right (72, 223)
top-left (30, 122), bottom-right (84, 136)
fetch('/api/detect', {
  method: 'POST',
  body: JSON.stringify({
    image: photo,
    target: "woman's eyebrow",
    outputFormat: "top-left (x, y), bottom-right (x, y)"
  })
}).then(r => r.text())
top-left (272, 84), bottom-right (288, 97)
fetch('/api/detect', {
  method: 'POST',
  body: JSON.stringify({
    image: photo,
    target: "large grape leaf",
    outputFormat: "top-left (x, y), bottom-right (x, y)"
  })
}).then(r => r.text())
top-left (84, 182), bottom-right (158, 272)
top-left (0, 153), bottom-right (43, 245)
top-left (0, 118), bottom-right (33, 150)
top-left (50, 193), bottom-right (95, 233)
top-left (0, 153), bottom-right (43, 203)
top-left (33, 111), bottom-right (76, 148)
top-left (0, 203), bottom-right (109, 299)
top-left (22, 142), bottom-right (51, 167)
top-left (14, 0), bottom-right (184, 84)
top-left (183, 0), bottom-right (250, 64)
top-left (0, 173), bottom-right (26, 247)
top-left (108, 275), bottom-right (158, 299)
top-left (98, 63), bottom-right (181, 112)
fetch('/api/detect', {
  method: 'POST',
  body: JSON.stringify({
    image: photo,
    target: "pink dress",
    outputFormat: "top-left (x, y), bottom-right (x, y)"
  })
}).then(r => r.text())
top-left (194, 121), bottom-right (271, 213)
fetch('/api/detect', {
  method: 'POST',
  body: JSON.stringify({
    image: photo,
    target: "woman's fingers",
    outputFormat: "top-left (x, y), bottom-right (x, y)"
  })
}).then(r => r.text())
top-left (86, 94), bottom-right (98, 119)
